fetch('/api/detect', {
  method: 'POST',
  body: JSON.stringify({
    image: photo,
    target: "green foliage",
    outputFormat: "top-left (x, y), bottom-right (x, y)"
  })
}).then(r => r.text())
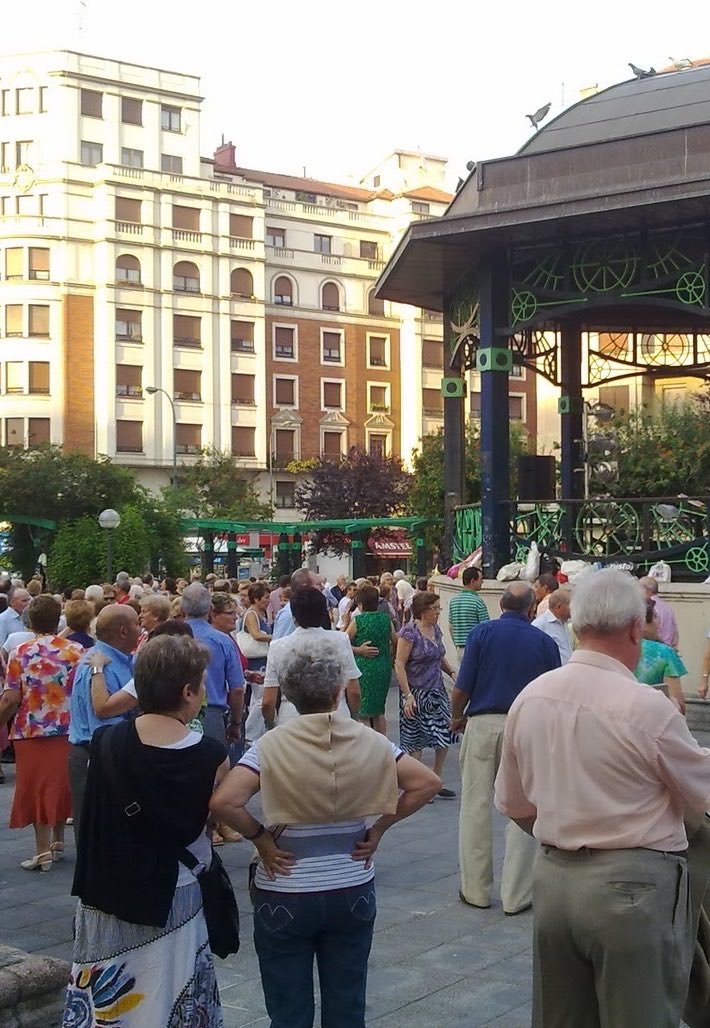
top-left (165, 448), bottom-right (272, 521)
top-left (47, 517), bottom-right (105, 589)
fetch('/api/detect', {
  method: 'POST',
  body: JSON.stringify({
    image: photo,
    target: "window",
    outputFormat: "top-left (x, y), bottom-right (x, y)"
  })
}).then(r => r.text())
top-left (367, 290), bottom-right (385, 317)
top-left (422, 338), bottom-right (443, 368)
top-left (369, 384), bottom-right (389, 412)
top-left (471, 391), bottom-right (481, 416)
top-left (28, 305), bottom-right (49, 337)
top-left (161, 154), bottom-right (183, 174)
top-left (16, 193), bottom-right (34, 215)
top-left (38, 87), bottom-right (47, 113)
top-left (266, 227), bottom-right (284, 247)
top-left (28, 418), bottom-right (50, 446)
top-left (116, 308), bottom-right (142, 342)
top-left (231, 268), bottom-right (253, 297)
top-left (422, 388), bottom-right (443, 415)
top-left (229, 214), bottom-right (253, 239)
top-left (274, 325), bottom-right (295, 360)
top-left (175, 423), bottom-right (201, 454)
top-left (115, 197), bottom-right (141, 223)
top-left (360, 240), bottom-right (378, 260)
top-left (411, 201), bottom-right (430, 215)
top-left (231, 321), bottom-right (254, 352)
top-left (232, 373), bottom-right (255, 405)
top-left (322, 380), bottom-right (343, 410)
top-left (321, 282), bottom-right (340, 311)
top-left (80, 89), bottom-right (103, 118)
top-left (273, 276), bottom-right (293, 305)
top-left (121, 97), bottom-right (142, 125)
top-left (598, 385), bottom-right (629, 413)
top-left (274, 377), bottom-right (295, 406)
top-left (173, 369), bottom-right (201, 401)
top-left (322, 431), bottom-right (344, 458)
top-left (16, 140), bottom-right (31, 166)
top-left (5, 305), bottom-right (22, 336)
top-left (172, 205), bottom-right (200, 231)
top-left (28, 362), bottom-right (49, 394)
top-left (80, 140), bottom-right (103, 166)
top-left (6, 418), bottom-right (23, 448)
top-left (161, 105), bottom-right (181, 132)
top-left (275, 481), bottom-right (295, 509)
top-left (121, 147), bottom-right (144, 169)
top-left (5, 248), bottom-right (22, 280)
top-left (368, 335), bottom-right (387, 367)
top-left (6, 362), bottom-right (23, 393)
top-left (274, 428), bottom-right (296, 461)
top-left (116, 364), bottom-right (143, 397)
top-left (509, 395), bottom-right (524, 420)
top-left (116, 254), bottom-right (141, 285)
top-left (173, 261), bottom-right (200, 293)
top-left (1, 90), bottom-right (10, 117)
top-left (314, 234), bottom-right (331, 254)
top-left (29, 248), bottom-right (49, 280)
top-left (322, 331), bottom-right (342, 363)
top-left (373, 175), bottom-right (381, 188)
top-left (368, 433), bottom-right (388, 458)
top-left (173, 314), bottom-right (201, 347)
top-left (16, 88), bottom-right (34, 115)
top-left (232, 426), bottom-right (255, 457)
top-left (116, 420), bottom-right (143, 452)
top-left (510, 364), bottom-right (525, 379)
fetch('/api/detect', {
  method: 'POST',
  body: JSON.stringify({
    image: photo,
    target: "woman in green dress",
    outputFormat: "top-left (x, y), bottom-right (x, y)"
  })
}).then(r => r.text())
top-left (346, 584), bottom-right (397, 734)
top-left (634, 599), bottom-right (687, 714)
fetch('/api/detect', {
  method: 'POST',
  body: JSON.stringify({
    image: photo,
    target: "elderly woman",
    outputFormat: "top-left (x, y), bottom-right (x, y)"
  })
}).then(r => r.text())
top-left (211, 637), bottom-right (440, 1028)
top-left (64, 635), bottom-right (229, 1027)
top-left (62, 598), bottom-right (95, 649)
top-left (0, 595), bottom-right (83, 870)
top-left (635, 597), bottom-right (688, 714)
top-left (395, 591), bottom-right (458, 795)
top-left (138, 593), bottom-right (172, 648)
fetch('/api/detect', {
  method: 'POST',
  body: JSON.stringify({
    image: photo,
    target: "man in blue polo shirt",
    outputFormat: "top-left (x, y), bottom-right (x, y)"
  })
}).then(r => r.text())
top-left (68, 603), bottom-right (140, 840)
top-left (181, 582), bottom-right (244, 745)
top-left (451, 581), bottom-right (560, 914)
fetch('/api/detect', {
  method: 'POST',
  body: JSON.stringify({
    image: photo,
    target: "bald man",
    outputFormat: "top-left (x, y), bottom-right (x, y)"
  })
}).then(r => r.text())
top-left (68, 604), bottom-right (140, 839)
top-left (532, 588), bottom-right (572, 664)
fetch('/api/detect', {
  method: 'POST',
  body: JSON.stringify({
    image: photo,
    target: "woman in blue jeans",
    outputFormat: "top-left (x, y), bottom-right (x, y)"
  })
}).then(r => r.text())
top-left (211, 632), bottom-right (440, 1028)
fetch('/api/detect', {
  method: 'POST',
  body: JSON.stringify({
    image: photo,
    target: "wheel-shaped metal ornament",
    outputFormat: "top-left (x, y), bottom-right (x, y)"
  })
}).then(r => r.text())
top-left (574, 501), bottom-right (640, 556)
top-left (675, 270), bottom-right (705, 306)
top-left (685, 545), bottom-right (709, 575)
top-left (573, 239), bottom-right (639, 293)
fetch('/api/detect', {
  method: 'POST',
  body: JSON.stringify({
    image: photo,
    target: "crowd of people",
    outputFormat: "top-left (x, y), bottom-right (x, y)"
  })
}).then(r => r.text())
top-left (0, 558), bottom-right (709, 1027)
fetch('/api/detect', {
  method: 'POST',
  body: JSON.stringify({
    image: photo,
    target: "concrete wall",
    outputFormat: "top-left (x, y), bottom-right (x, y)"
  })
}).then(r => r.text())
top-left (433, 575), bottom-right (710, 695)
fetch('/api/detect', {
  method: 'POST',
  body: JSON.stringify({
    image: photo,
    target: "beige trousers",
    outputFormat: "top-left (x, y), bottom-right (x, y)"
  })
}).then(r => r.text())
top-left (533, 846), bottom-right (692, 1028)
top-left (458, 713), bottom-right (537, 911)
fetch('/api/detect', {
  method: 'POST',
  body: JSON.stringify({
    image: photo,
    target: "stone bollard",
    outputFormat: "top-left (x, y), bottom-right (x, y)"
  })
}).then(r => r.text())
top-left (0, 944), bottom-right (69, 1028)
top-left (686, 697), bottom-right (710, 735)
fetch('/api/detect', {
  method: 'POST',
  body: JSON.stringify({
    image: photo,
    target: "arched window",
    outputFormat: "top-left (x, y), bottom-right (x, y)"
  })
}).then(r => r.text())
top-left (274, 276), bottom-right (293, 306)
top-left (173, 261), bottom-right (200, 293)
top-left (368, 289), bottom-right (385, 316)
top-left (231, 268), bottom-right (254, 298)
top-left (116, 254), bottom-right (141, 286)
top-left (321, 282), bottom-right (340, 311)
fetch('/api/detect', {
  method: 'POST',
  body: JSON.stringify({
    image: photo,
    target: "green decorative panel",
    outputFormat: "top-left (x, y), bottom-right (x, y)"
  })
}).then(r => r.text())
top-left (442, 377), bottom-right (466, 397)
top-left (477, 348), bottom-right (512, 372)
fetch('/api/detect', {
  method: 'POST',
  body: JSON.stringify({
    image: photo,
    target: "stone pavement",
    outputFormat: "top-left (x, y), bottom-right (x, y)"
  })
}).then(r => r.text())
top-left (2, 694), bottom-right (706, 1027)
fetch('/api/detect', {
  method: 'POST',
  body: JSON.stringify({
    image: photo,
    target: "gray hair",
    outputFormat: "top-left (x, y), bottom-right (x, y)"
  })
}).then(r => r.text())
top-left (501, 581), bottom-right (535, 613)
top-left (278, 636), bottom-right (344, 714)
top-left (571, 568), bottom-right (645, 636)
top-left (140, 593), bottom-right (171, 620)
top-left (548, 588), bottom-right (571, 612)
top-left (116, 571), bottom-right (131, 588)
top-left (181, 582), bottom-right (211, 618)
top-left (85, 584), bottom-right (104, 604)
top-left (638, 576), bottom-right (659, 596)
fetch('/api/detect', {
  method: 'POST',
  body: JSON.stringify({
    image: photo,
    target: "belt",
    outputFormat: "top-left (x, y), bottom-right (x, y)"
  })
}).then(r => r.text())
top-left (468, 710), bottom-right (508, 717)
top-left (71, 741), bottom-right (91, 752)
top-left (543, 844), bottom-right (688, 859)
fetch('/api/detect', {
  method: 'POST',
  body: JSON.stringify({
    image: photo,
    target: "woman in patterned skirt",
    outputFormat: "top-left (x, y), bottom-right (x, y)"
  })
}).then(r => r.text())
top-left (394, 590), bottom-right (458, 797)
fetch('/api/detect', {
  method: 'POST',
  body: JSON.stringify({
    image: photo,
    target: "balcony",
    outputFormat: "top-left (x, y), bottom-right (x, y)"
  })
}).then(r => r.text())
top-left (174, 391), bottom-right (202, 402)
top-left (116, 444), bottom-right (143, 453)
top-left (270, 451), bottom-right (299, 469)
top-left (116, 385), bottom-right (143, 398)
top-left (273, 246), bottom-right (295, 259)
top-left (231, 340), bottom-right (255, 353)
top-left (322, 350), bottom-right (341, 363)
top-left (116, 221), bottom-right (143, 235)
top-left (230, 236), bottom-right (255, 251)
top-left (274, 346), bottom-right (295, 360)
top-left (172, 229), bottom-right (202, 244)
top-left (232, 397), bottom-right (256, 407)
top-left (369, 403), bottom-right (390, 414)
top-left (176, 443), bottom-right (202, 455)
top-left (173, 338), bottom-right (202, 348)
top-left (423, 407), bottom-right (444, 417)
top-left (320, 254), bottom-right (341, 266)
top-left (369, 356), bottom-right (387, 367)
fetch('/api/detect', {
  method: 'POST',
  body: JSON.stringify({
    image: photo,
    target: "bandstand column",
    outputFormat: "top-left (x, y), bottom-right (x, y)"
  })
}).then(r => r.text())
top-left (442, 296), bottom-right (466, 565)
top-left (226, 533), bottom-right (238, 579)
top-left (559, 323), bottom-right (584, 501)
top-left (479, 254), bottom-right (511, 577)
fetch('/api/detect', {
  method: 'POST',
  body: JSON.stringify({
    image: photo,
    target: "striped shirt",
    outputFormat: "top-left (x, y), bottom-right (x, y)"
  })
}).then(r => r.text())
top-left (448, 590), bottom-right (489, 646)
top-left (239, 736), bottom-right (402, 892)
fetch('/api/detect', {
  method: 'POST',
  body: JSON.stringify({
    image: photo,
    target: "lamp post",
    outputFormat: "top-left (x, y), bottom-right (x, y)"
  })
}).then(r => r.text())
top-left (98, 508), bottom-right (121, 582)
top-left (145, 385), bottom-right (178, 485)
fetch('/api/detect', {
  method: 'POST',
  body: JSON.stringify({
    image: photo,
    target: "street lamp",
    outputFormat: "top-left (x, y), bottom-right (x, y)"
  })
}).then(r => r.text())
top-left (145, 385), bottom-right (178, 485)
top-left (98, 508), bottom-right (121, 582)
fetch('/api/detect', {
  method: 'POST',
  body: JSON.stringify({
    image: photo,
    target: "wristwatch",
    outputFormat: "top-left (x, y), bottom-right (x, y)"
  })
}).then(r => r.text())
top-left (90, 666), bottom-right (104, 677)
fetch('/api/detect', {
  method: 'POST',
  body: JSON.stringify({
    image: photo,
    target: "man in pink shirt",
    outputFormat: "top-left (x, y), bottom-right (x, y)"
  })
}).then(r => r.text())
top-left (495, 568), bottom-right (710, 1028)
top-left (639, 575), bottom-right (679, 649)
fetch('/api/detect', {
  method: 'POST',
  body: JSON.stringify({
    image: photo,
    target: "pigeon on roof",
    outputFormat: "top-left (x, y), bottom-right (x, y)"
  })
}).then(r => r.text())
top-left (669, 56), bottom-right (693, 70)
top-left (526, 102), bottom-right (551, 131)
top-left (629, 62), bottom-right (657, 79)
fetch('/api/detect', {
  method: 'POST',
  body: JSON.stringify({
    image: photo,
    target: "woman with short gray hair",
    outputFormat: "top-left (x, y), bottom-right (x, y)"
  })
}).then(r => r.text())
top-left (211, 634), bottom-right (441, 1028)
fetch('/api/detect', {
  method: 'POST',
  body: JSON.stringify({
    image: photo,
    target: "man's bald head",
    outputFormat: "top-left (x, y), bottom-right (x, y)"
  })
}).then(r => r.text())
top-left (638, 576), bottom-right (658, 597)
top-left (291, 568), bottom-right (322, 592)
top-left (500, 581), bottom-right (536, 616)
top-left (548, 589), bottom-right (571, 621)
top-left (96, 603), bottom-right (140, 653)
top-left (8, 587), bottom-right (30, 614)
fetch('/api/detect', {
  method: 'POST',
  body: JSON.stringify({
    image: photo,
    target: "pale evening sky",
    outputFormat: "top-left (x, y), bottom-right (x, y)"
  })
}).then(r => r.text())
top-left (8, 0), bottom-right (710, 189)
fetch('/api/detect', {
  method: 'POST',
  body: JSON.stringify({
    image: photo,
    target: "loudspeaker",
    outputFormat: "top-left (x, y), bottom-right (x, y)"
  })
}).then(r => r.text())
top-left (518, 455), bottom-right (556, 501)
top-left (476, 348), bottom-right (513, 372)
top-left (441, 377), bottom-right (467, 398)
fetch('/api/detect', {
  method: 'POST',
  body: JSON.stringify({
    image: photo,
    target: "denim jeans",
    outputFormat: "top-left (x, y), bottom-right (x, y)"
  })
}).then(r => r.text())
top-left (252, 881), bottom-right (376, 1028)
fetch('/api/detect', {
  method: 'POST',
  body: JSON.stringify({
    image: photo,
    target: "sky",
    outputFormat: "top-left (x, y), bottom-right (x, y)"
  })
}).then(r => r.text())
top-left (9, 0), bottom-right (710, 189)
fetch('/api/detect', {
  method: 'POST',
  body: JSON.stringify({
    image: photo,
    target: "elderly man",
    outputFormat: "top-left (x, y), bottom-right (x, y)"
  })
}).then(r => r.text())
top-left (451, 581), bottom-right (561, 914)
top-left (181, 582), bottom-right (244, 745)
top-left (533, 574), bottom-right (559, 616)
top-left (272, 568), bottom-right (330, 638)
top-left (495, 568), bottom-right (710, 1027)
top-left (532, 588), bottom-right (572, 664)
top-left (68, 604), bottom-right (140, 839)
top-left (0, 587), bottom-right (31, 648)
top-left (639, 575), bottom-right (679, 648)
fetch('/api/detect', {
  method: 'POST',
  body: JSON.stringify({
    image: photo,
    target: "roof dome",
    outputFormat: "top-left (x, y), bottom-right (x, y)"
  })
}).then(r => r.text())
top-left (519, 63), bottom-right (710, 155)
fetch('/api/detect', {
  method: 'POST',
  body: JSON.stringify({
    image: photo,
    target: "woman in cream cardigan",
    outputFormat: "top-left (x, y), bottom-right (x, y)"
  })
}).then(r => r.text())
top-left (211, 635), bottom-right (440, 1028)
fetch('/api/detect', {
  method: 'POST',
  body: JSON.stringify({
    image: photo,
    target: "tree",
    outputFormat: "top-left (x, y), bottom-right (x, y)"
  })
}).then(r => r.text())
top-left (295, 448), bottom-right (412, 554)
top-left (165, 448), bottom-right (272, 521)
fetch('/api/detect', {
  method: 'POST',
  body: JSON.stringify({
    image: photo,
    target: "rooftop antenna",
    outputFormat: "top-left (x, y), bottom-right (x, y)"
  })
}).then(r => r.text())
top-left (77, 0), bottom-right (87, 38)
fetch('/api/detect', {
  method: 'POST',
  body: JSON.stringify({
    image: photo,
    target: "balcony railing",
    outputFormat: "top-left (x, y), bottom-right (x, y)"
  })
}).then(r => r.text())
top-left (231, 340), bottom-right (255, 353)
top-left (174, 391), bottom-right (202, 401)
top-left (176, 443), bottom-right (201, 455)
top-left (172, 229), bottom-right (202, 243)
top-left (232, 397), bottom-right (256, 406)
top-left (116, 385), bottom-right (143, 398)
top-left (369, 403), bottom-right (390, 413)
top-left (116, 221), bottom-right (143, 235)
top-left (173, 338), bottom-right (201, 348)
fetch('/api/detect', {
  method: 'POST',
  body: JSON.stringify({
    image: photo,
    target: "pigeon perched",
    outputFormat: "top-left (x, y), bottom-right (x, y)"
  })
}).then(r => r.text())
top-left (669, 56), bottom-right (692, 70)
top-left (629, 62), bottom-right (657, 79)
top-left (526, 102), bottom-right (551, 130)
